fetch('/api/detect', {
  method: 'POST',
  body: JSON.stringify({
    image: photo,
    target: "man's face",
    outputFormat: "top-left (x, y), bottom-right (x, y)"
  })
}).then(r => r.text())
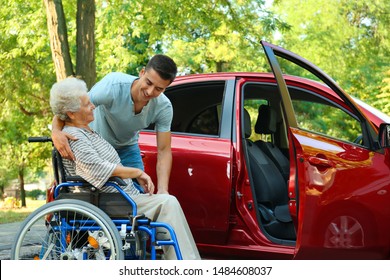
top-left (135, 68), bottom-right (171, 102)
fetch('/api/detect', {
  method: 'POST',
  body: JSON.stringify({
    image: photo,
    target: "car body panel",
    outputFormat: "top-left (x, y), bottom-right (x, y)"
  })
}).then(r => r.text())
top-left (138, 42), bottom-right (390, 259)
top-left (291, 128), bottom-right (390, 259)
top-left (140, 132), bottom-right (233, 244)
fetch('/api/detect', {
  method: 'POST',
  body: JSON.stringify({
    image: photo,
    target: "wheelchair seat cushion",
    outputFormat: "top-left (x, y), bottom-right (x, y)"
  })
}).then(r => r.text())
top-left (56, 191), bottom-right (132, 218)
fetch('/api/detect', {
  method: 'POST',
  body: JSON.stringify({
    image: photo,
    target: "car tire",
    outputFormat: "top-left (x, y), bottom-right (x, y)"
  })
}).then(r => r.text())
top-left (318, 206), bottom-right (376, 249)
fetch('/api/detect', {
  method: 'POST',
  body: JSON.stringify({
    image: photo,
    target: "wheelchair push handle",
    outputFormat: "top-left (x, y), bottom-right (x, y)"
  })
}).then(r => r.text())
top-left (28, 136), bottom-right (52, 143)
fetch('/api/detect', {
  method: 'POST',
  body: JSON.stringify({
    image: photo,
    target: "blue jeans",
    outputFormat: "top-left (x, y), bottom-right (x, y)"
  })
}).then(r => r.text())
top-left (116, 144), bottom-right (144, 192)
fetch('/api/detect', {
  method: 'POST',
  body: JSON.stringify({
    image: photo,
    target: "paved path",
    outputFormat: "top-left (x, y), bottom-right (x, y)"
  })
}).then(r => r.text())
top-left (0, 222), bottom-right (22, 260)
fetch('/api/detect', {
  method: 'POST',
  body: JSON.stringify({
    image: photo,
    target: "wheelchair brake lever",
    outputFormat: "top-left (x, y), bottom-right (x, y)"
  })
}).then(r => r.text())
top-left (130, 214), bottom-right (146, 235)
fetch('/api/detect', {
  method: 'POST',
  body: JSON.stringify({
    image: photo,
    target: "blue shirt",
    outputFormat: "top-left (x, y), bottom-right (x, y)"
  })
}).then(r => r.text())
top-left (88, 72), bottom-right (173, 149)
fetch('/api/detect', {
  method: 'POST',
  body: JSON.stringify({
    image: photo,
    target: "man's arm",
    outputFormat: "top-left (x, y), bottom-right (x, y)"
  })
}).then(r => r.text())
top-left (156, 131), bottom-right (172, 194)
top-left (51, 115), bottom-right (77, 160)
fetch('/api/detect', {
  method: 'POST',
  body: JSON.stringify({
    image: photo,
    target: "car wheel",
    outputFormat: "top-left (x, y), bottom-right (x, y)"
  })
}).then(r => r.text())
top-left (323, 215), bottom-right (364, 248)
top-left (320, 208), bottom-right (375, 249)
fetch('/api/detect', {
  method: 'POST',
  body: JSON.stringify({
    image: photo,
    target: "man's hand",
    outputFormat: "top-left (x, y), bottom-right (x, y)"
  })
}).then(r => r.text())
top-left (136, 171), bottom-right (155, 195)
top-left (51, 130), bottom-right (77, 160)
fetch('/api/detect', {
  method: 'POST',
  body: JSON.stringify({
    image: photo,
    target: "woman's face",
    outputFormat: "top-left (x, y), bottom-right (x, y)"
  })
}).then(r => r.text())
top-left (70, 95), bottom-right (95, 125)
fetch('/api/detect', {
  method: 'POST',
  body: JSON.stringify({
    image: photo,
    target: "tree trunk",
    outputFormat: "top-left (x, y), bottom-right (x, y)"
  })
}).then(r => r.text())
top-left (18, 166), bottom-right (26, 207)
top-left (0, 185), bottom-right (4, 201)
top-left (76, 0), bottom-right (96, 89)
top-left (44, 0), bottom-right (74, 81)
top-left (216, 61), bottom-right (224, 72)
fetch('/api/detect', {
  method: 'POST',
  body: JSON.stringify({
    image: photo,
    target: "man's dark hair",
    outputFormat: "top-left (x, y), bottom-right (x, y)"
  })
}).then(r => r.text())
top-left (145, 54), bottom-right (177, 82)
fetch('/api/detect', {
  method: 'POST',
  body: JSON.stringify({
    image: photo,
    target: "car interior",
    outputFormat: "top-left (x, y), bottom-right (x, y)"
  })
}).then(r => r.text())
top-left (242, 82), bottom-right (296, 244)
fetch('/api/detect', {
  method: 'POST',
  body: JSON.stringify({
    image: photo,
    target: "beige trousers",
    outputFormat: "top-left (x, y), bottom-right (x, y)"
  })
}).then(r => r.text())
top-left (133, 194), bottom-right (201, 260)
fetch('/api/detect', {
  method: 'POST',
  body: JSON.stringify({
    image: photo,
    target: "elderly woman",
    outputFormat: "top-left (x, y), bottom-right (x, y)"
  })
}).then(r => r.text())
top-left (49, 77), bottom-right (200, 260)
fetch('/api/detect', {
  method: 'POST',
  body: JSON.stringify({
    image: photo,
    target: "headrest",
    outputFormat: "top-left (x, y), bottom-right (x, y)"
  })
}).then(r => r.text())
top-left (244, 109), bottom-right (252, 138)
top-left (255, 105), bottom-right (277, 134)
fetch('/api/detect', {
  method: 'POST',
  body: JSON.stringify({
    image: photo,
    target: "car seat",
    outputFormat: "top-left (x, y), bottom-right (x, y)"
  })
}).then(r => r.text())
top-left (254, 104), bottom-right (290, 182)
top-left (244, 109), bottom-right (296, 240)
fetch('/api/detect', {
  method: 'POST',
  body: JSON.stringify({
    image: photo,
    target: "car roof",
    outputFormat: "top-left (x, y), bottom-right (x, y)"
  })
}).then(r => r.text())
top-left (172, 72), bottom-right (273, 84)
top-left (170, 72), bottom-right (390, 127)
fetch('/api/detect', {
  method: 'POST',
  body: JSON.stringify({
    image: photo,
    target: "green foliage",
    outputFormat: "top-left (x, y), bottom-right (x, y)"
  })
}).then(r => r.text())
top-left (292, 100), bottom-right (361, 143)
top-left (0, 0), bottom-right (53, 196)
top-left (375, 70), bottom-right (390, 114)
top-left (162, 0), bottom-right (291, 73)
top-left (0, 198), bottom-right (46, 223)
top-left (2, 197), bottom-right (21, 209)
top-left (272, 0), bottom-right (390, 115)
top-left (94, 0), bottom-right (154, 77)
top-left (93, 0), bottom-right (290, 74)
top-left (25, 189), bottom-right (46, 200)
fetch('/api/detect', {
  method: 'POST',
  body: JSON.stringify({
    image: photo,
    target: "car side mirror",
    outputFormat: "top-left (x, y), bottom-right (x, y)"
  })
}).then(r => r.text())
top-left (378, 123), bottom-right (390, 148)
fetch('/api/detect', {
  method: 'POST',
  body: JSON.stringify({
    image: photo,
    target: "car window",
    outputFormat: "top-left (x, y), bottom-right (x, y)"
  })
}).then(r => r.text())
top-left (162, 81), bottom-right (225, 136)
top-left (292, 98), bottom-right (362, 144)
top-left (187, 105), bottom-right (222, 135)
top-left (262, 41), bottom-right (379, 151)
top-left (242, 82), bottom-right (290, 150)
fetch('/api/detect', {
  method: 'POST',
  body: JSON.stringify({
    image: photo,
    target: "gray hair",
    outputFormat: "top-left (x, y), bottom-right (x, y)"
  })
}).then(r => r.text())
top-left (50, 77), bottom-right (88, 121)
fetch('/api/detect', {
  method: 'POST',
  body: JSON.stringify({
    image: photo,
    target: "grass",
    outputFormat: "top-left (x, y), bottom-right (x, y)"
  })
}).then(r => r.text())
top-left (0, 198), bottom-right (46, 224)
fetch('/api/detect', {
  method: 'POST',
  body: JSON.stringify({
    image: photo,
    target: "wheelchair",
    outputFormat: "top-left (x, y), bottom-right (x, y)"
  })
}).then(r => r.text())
top-left (11, 136), bottom-right (182, 260)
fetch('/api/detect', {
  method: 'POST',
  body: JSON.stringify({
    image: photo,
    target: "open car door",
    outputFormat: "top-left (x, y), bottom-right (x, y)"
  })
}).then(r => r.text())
top-left (261, 41), bottom-right (390, 259)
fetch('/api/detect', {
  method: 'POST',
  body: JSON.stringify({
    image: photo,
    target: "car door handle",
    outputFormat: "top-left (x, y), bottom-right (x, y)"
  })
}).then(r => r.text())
top-left (140, 151), bottom-right (145, 158)
top-left (308, 156), bottom-right (333, 168)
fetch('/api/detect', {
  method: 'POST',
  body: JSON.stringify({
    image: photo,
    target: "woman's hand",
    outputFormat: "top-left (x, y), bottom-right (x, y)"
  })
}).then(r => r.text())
top-left (136, 171), bottom-right (155, 195)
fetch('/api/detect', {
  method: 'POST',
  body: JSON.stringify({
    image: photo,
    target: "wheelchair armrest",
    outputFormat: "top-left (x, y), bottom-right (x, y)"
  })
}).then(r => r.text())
top-left (65, 175), bottom-right (126, 186)
top-left (108, 176), bottom-right (127, 186)
top-left (66, 175), bottom-right (86, 182)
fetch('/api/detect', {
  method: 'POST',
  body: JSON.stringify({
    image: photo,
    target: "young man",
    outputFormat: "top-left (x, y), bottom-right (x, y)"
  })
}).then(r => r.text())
top-left (52, 54), bottom-right (177, 194)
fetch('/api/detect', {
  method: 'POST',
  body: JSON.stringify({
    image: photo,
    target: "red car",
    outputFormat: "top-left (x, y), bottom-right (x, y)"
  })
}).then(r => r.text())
top-left (139, 41), bottom-right (390, 259)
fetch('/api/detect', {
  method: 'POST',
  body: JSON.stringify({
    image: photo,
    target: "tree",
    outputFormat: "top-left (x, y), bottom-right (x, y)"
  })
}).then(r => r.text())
top-left (0, 0), bottom-right (53, 206)
top-left (377, 70), bottom-right (390, 114)
top-left (76, 0), bottom-right (96, 88)
top-left (44, 0), bottom-right (73, 81)
top-left (44, 0), bottom-right (96, 88)
top-left (129, 0), bottom-right (290, 73)
top-left (0, 100), bottom-right (51, 206)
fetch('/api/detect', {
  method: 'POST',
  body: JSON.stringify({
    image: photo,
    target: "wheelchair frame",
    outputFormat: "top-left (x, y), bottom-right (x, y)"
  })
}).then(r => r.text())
top-left (11, 136), bottom-right (182, 260)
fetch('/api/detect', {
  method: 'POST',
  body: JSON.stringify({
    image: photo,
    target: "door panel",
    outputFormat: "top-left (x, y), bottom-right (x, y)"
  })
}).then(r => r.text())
top-left (139, 79), bottom-right (234, 245)
top-left (139, 133), bottom-right (232, 245)
top-left (291, 128), bottom-right (390, 259)
top-left (261, 41), bottom-right (390, 258)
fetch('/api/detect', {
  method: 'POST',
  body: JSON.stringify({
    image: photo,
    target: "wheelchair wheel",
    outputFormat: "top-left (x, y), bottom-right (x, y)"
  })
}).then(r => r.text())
top-left (11, 199), bottom-right (124, 260)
